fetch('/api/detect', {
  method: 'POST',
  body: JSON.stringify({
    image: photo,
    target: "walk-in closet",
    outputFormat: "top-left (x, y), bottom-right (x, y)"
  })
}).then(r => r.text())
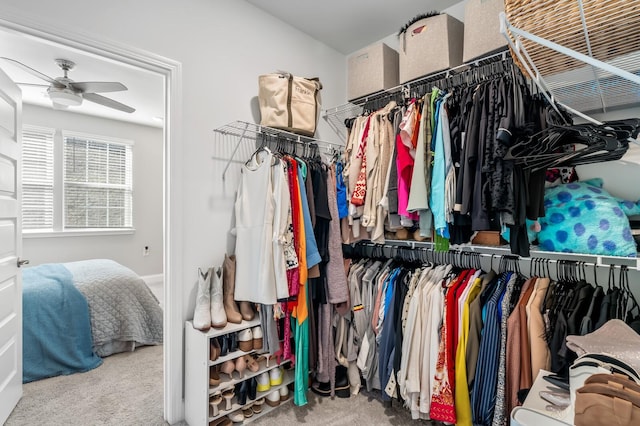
top-left (2, 1), bottom-right (640, 426)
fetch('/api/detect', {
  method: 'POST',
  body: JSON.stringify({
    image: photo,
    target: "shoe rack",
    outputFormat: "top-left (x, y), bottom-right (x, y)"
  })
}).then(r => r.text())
top-left (185, 318), bottom-right (294, 425)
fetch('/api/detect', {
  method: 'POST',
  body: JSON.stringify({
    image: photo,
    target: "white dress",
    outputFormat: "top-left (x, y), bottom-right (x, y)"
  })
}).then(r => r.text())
top-left (234, 149), bottom-right (277, 304)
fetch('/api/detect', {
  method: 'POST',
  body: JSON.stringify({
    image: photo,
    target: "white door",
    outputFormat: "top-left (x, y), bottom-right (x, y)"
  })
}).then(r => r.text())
top-left (0, 67), bottom-right (23, 424)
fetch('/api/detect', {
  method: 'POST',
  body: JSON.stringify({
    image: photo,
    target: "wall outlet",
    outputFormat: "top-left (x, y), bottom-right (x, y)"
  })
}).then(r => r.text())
top-left (143, 246), bottom-right (150, 256)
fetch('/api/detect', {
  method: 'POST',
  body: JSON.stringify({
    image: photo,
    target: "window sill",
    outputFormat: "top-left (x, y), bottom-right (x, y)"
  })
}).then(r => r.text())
top-left (23, 228), bottom-right (135, 238)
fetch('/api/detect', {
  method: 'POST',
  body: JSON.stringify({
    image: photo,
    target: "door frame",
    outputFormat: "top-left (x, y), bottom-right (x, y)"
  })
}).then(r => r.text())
top-left (0, 12), bottom-right (185, 424)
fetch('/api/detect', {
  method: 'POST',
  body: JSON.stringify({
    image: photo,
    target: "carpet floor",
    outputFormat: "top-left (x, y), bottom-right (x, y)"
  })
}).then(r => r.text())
top-left (6, 345), bottom-right (166, 426)
top-left (6, 344), bottom-right (429, 425)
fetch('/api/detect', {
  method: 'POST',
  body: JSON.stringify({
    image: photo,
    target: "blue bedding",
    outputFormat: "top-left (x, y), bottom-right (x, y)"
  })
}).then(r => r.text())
top-left (22, 263), bottom-right (103, 383)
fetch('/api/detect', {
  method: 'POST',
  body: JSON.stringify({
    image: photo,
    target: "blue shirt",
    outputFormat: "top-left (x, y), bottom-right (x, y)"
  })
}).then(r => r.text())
top-left (297, 163), bottom-right (322, 268)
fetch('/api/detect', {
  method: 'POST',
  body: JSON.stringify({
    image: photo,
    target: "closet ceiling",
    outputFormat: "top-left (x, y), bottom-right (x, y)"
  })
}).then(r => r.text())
top-left (246, 0), bottom-right (461, 54)
top-left (0, 28), bottom-right (164, 128)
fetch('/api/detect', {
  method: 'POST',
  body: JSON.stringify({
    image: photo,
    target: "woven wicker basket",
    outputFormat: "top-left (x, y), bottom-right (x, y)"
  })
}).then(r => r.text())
top-left (504, 0), bottom-right (640, 77)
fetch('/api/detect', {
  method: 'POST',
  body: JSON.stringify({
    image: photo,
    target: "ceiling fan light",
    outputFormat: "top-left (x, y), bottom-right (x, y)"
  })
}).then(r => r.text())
top-left (51, 102), bottom-right (69, 110)
top-left (48, 88), bottom-right (82, 106)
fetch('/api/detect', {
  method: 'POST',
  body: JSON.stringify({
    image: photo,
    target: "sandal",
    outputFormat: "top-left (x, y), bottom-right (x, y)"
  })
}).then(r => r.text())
top-left (245, 355), bottom-right (260, 373)
top-left (252, 397), bottom-right (265, 414)
top-left (221, 387), bottom-right (235, 412)
top-left (242, 405), bottom-right (254, 418)
top-left (209, 392), bottom-right (223, 417)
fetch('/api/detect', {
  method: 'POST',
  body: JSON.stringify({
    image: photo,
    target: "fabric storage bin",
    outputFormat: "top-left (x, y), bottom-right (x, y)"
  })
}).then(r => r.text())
top-left (347, 42), bottom-right (399, 101)
top-left (398, 13), bottom-right (464, 83)
top-left (463, 0), bottom-right (508, 62)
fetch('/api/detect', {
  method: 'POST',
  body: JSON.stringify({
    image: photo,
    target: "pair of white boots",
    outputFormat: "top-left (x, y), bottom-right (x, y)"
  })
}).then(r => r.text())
top-left (193, 266), bottom-right (227, 330)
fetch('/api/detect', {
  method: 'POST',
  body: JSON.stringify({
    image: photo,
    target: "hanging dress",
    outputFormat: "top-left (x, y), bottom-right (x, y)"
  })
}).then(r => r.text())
top-left (234, 149), bottom-right (277, 304)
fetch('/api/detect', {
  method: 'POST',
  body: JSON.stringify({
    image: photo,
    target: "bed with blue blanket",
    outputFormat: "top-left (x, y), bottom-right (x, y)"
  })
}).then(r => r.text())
top-left (22, 259), bottom-right (163, 383)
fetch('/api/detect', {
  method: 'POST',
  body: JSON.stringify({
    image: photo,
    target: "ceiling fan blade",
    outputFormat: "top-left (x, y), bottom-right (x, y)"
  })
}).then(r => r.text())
top-left (0, 57), bottom-right (61, 86)
top-left (16, 82), bottom-right (50, 89)
top-left (83, 92), bottom-right (136, 113)
top-left (70, 81), bottom-right (127, 93)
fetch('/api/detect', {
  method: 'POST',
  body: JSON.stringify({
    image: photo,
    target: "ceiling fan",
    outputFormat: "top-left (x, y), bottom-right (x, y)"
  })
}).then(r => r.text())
top-left (0, 57), bottom-right (136, 113)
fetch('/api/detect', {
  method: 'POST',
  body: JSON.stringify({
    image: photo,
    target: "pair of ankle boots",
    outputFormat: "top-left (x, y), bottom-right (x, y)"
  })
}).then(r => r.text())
top-left (311, 365), bottom-right (350, 398)
top-left (193, 254), bottom-right (255, 330)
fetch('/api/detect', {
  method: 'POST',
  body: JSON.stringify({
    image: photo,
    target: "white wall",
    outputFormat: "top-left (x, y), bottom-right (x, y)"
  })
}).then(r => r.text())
top-left (0, 1), bottom-right (346, 421)
top-left (21, 104), bottom-right (163, 276)
top-left (575, 106), bottom-right (640, 201)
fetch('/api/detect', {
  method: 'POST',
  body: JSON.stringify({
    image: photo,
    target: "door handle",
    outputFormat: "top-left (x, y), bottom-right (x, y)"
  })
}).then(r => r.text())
top-left (17, 258), bottom-right (30, 268)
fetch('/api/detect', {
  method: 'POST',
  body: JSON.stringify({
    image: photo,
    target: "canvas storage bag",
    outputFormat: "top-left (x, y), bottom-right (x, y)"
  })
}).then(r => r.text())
top-left (258, 72), bottom-right (322, 137)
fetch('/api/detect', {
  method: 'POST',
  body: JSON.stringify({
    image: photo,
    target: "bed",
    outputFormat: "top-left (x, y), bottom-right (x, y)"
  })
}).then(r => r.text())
top-left (22, 259), bottom-right (163, 383)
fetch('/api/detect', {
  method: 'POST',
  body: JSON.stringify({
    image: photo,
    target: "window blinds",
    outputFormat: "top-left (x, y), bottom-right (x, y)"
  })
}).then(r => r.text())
top-left (22, 126), bottom-right (55, 230)
top-left (63, 135), bottom-right (133, 229)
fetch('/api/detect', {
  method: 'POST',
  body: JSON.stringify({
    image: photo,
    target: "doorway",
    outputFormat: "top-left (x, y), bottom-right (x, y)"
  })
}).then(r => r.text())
top-left (0, 15), bottom-right (183, 424)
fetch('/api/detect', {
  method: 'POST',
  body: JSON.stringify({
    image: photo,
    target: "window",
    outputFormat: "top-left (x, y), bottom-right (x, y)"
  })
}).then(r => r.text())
top-left (21, 128), bottom-right (134, 234)
top-left (22, 126), bottom-right (55, 230)
top-left (63, 134), bottom-right (133, 229)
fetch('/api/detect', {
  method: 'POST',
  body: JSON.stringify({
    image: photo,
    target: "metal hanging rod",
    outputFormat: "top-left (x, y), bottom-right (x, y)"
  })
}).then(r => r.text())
top-left (324, 49), bottom-right (510, 117)
top-left (215, 121), bottom-right (344, 181)
top-left (350, 239), bottom-right (639, 274)
top-left (376, 239), bottom-right (638, 271)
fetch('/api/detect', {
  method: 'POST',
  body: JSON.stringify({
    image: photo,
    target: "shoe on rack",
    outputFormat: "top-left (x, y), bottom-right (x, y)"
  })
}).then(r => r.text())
top-left (223, 254), bottom-right (243, 324)
top-left (221, 387), bottom-right (235, 412)
top-left (279, 385), bottom-right (290, 402)
top-left (209, 392), bottom-right (223, 417)
top-left (238, 328), bottom-right (253, 352)
top-left (245, 355), bottom-right (260, 373)
top-left (210, 338), bottom-right (221, 361)
top-left (220, 360), bottom-right (235, 380)
top-left (227, 410), bottom-right (244, 423)
top-left (229, 332), bottom-right (239, 353)
top-left (242, 405), bottom-right (254, 418)
top-left (193, 267), bottom-right (212, 331)
top-left (251, 326), bottom-right (263, 350)
top-left (269, 367), bottom-right (283, 386)
top-left (219, 336), bottom-right (229, 357)
top-left (235, 355), bottom-right (247, 379)
top-left (252, 398), bottom-right (264, 414)
top-left (256, 371), bottom-right (271, 392)
top-left (209, 365), bottom-right (221, 387)
top-left (248, 377), bottom-right (257, 401)
top-left (209, 416), bottom-right (232, 426)
top-left (265, 390), bottom-right (280, 407)
top-left (210, 266), bottom-right (227, 329)
top-left (235, 380), bottom-right (248, 406)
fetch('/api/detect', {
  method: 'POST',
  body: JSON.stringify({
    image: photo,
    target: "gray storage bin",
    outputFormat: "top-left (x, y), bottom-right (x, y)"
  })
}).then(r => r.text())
top-left (463, 0), bottom-right (508, 62)
top-left (398, 13), bottom-right (464, 83)
top-left (347, 42), bottom-right (399, 101)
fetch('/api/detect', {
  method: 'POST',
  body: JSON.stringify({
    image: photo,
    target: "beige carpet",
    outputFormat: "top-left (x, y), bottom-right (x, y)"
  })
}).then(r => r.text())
top-left (6, 343), bottom-right (429, 425)
top-left (252, 389), bottom-right (429, 425)
top-left (6, 345), bottom-right (166, 426)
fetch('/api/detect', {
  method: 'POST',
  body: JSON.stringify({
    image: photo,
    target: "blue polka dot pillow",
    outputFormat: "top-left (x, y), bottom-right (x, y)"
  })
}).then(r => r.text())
top-left (538, 178), bottom-right (640, 257)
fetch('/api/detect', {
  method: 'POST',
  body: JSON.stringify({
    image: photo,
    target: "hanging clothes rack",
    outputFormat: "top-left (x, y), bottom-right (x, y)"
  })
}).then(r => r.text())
top-left (322, 49), bottom-right (511, 135)
top-left (214, 121), bottom-right (344, 181)
top-left (354, 239), bottom-right (639, 271)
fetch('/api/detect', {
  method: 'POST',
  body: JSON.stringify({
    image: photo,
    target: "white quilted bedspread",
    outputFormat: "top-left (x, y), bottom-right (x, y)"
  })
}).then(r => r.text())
top-left (64, 259), bottom-right (164, 357)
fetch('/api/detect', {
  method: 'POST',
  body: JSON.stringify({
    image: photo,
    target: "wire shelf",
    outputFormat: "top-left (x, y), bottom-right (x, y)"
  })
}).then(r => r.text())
top-left (502, 0), bottom-right (640, 116)
top-left (213, 121), bottom-right (344, 181)
top-left (322, 49), bottom-right (510, 134)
